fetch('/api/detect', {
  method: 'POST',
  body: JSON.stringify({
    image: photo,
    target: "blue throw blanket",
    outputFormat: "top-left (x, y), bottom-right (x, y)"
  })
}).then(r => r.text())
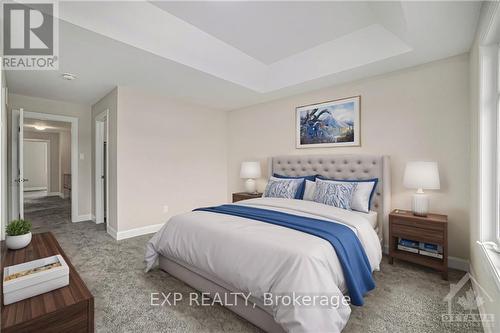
top-left (193, 204), bottom-right (375, 306)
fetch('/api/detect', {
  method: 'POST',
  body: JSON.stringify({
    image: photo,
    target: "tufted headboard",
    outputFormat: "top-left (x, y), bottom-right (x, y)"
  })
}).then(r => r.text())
top-left (268, 154), bottom-right (391, 242)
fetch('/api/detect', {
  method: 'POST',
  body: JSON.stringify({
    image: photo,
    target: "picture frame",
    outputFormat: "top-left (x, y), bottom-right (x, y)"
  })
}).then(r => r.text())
top-left (296, 96), bottom-right (361, 148)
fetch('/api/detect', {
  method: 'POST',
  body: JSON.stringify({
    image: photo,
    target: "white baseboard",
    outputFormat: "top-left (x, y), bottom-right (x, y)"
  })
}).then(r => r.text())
top-left (25, 187), bottom-right (47, 192)
top-left (107, 224), bottom-right (117, 240)
top-left (73, 214), bottom-right (92, 222)
top-left (448, 256), bottom-right (470, 272)
top-left (47, 192), bottom-right (63, 198)
top-left (108, 223), bottom-right (164, 241)
top-left (384, 244), bottom-right (469, 271)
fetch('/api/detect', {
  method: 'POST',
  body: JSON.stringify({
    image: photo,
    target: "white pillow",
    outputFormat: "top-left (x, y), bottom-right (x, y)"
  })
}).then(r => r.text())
top-left (303, 180), bottom-right (316, 201)
top-left (305, 179), bottom-right (377, 213)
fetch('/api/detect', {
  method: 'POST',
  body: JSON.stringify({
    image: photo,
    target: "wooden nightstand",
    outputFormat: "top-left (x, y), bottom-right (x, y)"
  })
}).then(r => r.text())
top-left (388, 209), bottom-right (448, 280)
top-left (232, 192), bottom-right (262, 203)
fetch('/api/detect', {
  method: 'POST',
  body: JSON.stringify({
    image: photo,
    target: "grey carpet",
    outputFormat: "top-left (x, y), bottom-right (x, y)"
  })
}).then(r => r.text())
top-left (24, 196), bottom-right (483, 333)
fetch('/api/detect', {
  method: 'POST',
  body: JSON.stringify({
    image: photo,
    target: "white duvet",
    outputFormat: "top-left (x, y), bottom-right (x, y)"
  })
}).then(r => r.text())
top-left (145, 198), bottom-right (382, 333)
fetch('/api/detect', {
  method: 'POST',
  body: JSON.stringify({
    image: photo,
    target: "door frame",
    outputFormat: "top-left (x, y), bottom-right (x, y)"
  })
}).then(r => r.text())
top-left (23, 138), bottom-right (50, 192)
top-left (95, 109), bottom-right (109, 224)
top-left (23, 111), bottom-right (79, 222)
top-left (10, 109), bottom-right (24, 220)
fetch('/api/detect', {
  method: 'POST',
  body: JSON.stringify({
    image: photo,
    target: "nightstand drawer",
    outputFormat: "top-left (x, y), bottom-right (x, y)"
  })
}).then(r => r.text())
top-left (391, 218), bottom-right (444, 231)
top-left (391, 223), bottom-right (444, 243)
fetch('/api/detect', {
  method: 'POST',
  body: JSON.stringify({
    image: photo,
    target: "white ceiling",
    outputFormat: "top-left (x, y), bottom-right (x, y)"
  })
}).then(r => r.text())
top-left (5, 1), bottom-right (481, 111)
top-left (153, 1), bottom-right (377, 65)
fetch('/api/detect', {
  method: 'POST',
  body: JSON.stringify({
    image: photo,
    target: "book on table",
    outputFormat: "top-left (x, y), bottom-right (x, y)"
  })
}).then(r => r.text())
top-left (397, 238), bottom-right (443, 258)
top-left (419, 242), bottom-right (443, 254)
top-left (397, 244), bottom-right (419, 253)
top-left (398, 238), bottom-right (419, 248)
top-left (419, 249), bottom-right (443, 259)
top-left (397, 238), bottom-right (419, 254)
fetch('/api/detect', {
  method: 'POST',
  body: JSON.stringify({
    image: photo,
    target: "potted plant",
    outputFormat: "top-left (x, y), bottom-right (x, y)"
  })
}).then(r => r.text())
top-left (6, 219), bottom-right (32, 250)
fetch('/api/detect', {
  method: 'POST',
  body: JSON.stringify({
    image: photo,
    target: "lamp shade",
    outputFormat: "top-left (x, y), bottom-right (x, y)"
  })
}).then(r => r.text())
top-left (240, 161), bottom-right (261, 179)
top-left (403, 161), bottom-right (440, 190)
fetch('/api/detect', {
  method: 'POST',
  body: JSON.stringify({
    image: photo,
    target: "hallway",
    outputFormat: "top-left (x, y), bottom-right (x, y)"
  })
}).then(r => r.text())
top-left (24, 194), bottom-right (92, 234)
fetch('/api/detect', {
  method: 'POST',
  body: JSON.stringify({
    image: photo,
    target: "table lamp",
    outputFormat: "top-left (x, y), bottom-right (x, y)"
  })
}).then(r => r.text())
top-left (240, 161), bottom-right (261, 194)
top-left (403, 161), bottom-right (440, 216)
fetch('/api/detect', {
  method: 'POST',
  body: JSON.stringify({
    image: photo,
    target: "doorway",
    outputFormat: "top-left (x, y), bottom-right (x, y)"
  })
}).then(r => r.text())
top-left (95, 110), bottom-right (109, 225)
top-left (10, 109), bottom-right (79, 223)
top-left (23, 118), bottom-right (72, 228)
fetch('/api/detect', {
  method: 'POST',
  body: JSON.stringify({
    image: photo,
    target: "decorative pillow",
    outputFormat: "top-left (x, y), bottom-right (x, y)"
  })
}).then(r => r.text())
top-left (317, 177), bottom-right (378, 213)
top-left (273, 174), bottom-right (316, 199)
top-left (313, 179), bottom-right (357, 210)
top-left (303, 180), bottom-right (316, 201)
top-left (263, 177), bottom-right (303, 199)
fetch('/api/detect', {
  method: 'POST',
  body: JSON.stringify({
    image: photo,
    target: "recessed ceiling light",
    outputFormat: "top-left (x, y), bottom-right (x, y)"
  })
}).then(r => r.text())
top-left (61, 73), bottom-right (77, 81)
top-left (34, 125), bottom-right (46, 131)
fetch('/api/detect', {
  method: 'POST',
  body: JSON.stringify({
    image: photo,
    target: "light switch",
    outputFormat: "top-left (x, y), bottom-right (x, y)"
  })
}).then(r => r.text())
top-left (80, 153), bottom-right (84, 160)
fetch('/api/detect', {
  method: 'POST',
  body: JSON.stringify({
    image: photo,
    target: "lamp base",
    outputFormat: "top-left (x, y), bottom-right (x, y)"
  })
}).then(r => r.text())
top-left (244, 179), bottom-right (257, 194)
top-left (412, 192), bottom-right (429, 217)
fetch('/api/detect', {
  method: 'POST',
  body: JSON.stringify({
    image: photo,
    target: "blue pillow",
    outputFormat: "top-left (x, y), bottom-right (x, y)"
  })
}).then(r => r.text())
top-left (273, 174), bottom-right (317, 199)
top-left (263, 177), bottom-right (303, 199)
top-left (317, 176), bottom-right (378, 211)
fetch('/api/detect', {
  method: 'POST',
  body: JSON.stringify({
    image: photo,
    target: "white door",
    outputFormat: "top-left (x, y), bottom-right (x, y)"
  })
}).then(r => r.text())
top-left (95, 120), bottom-right (105, 223)
top-left (11, 108), bottom-right (24, 220)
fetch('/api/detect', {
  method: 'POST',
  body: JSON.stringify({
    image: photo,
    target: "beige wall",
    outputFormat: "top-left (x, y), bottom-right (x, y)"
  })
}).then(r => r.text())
top-left (8, 93), bottom-right (92, 218)
top-left (91, 88), bottom-right (118, 230)
top-left (113, 87), bottom-right (228, 232)
top-left (228, 54), bottom-right (470, 261)
top-left (24, 131), bottom-right (60, 192)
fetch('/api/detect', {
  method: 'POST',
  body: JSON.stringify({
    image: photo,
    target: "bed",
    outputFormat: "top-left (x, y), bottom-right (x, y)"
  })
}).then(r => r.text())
top-left (145, 154), bottom-right (391, 333)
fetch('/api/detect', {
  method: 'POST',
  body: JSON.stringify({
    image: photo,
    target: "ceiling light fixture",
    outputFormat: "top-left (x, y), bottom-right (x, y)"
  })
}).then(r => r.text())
top-left (34, 125), bottom-right (46, 131)
top-left (61, 73), bottom-right (77, 81)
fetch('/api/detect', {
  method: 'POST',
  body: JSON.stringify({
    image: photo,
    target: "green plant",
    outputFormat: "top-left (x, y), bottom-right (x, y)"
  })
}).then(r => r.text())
top-left (6, 219), bottom-right (31, 236)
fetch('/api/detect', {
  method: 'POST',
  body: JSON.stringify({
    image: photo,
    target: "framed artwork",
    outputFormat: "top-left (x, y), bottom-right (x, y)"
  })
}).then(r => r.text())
top-left (296, 96), bottom-right (360, 148)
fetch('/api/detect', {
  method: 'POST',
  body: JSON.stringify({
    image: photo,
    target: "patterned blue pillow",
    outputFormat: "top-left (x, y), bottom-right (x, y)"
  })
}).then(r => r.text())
top-left (263, 177), bottom-right (303, 199)
top-left (273, 174), bottom-right (316, 199)
top-left (313, 179), bottom-right (358, 210)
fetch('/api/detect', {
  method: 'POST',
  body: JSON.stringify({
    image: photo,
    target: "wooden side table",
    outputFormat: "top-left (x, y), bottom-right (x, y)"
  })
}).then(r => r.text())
top-left (388, 209), bottom-right (448, 280)
top-left (1, 232), bottom-right (94, 332)
top-left (232, 192), bottom-right (262, 203)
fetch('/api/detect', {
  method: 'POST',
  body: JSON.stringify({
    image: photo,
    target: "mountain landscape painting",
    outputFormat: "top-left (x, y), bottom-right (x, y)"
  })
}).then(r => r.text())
top-left (296, 96), bottom-right (360, 148)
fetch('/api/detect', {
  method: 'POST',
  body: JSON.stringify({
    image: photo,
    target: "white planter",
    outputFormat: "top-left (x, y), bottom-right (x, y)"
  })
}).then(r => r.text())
top-left (6, 232), bottom-right (32, 250)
